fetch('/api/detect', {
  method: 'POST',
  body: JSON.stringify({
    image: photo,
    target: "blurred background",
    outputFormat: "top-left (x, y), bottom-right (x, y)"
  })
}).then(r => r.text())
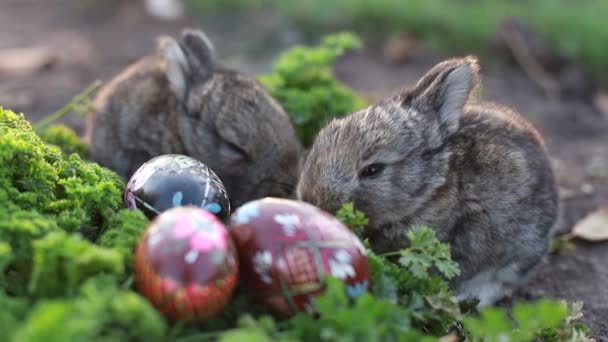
top-left (2, 0), bottom-right (608, 132)
top-left (0, 0), bottom-right (607, 337)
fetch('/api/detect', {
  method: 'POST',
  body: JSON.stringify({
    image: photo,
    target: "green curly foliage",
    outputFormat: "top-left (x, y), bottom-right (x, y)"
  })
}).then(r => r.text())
top-left (0, 207), bottom-right (61, 295)
top-left (335, 202), bottom-right (369, 236)
top-left (0, 108), bottom-right (125, 268)
top-left (39, 124), bottom-right (90, 158)
top-left (0, 107), bottom-right (161, 339)
top-left (336, 204), bottom-right (462, 332)
top-left (218, 315), bottom-right (296, 342)
top-left (214, 228), bottom-right (589, 342)
top-left (52, 153), bottom-right (124, 237)
top-left (202, 227), bottom-right (464, 342)
top-left (536, 301), bottom-right (593, 342)
top-left (398, 226), bottom-right (460, 280)
top-left (0, 110), bottom-right (61, 211)
top-left (464, 300), bottom-right (568, 342)
top-left (28, 232), bottom-right (124, 298)
top-left (0, 241), bottom-right (12, 272)
top-left (213, 280), bottom-right (421, 342)
top-left (290, 278), bottom-right (422, 342)
top-left (367, 227), bottom-right (462, 333)
top-left (258, 32), bottom-right (367, 146)
top-left (13, 276), bottom-right (166, 342)
top-left (0, 291), bottom-right (28, 341)
top-left (0, 109), bottom-right (123, 242)
top-left (98, 209), bottom-right (149, 275)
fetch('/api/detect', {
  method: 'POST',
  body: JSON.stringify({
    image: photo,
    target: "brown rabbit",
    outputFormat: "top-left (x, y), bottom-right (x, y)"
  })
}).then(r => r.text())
top-left (86, 29), bottom-right (303, 208)
top-left (296, 56), bottom-right (559, 307)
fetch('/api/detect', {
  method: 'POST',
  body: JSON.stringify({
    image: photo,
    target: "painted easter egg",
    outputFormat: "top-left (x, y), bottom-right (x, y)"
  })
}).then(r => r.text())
top-left (229, 198), bottom-right (370, 317)
top-left (134, 206), bottom-right (238, 322)
top-left (124, 154), bottom-right (230, 220)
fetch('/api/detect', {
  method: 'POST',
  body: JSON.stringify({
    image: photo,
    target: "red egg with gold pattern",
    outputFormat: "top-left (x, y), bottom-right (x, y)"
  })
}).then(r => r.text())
top-left (134, 206), bottom-right (238, 322)
top-left (228, 198), bottom-right (370, 317)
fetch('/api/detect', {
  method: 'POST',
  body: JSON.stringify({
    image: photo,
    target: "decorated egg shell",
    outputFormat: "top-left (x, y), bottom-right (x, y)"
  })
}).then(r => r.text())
top-left (124, 154), bottom-right (230, 220)
top-left (229, 198), bottom-right (370, 317)
top-left (134, 206), bottom-right (238, 322)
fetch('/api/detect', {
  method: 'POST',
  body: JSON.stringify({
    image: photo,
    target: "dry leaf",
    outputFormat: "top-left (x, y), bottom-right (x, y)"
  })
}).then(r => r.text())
top-left (558, 186), bottom-right (576, 200)
top-left (593, 91), bottom-right (608, 118)
top-left (383, 33), bottom-right (419, 65)
top-left (144, 0), bottom-right (184, 20)
top-left (570, 207), bottom-right (608, 242)
top-left (0, 46), bottom-right (57, 74)
top-left (439, 332), bottom-right (460, 342)
top-left (587, 156), bottom-right (608, 182)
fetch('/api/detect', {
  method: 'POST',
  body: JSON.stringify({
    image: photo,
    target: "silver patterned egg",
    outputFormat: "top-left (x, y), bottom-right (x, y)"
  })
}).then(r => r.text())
top-left (124, 154), bottom-right (230, 220)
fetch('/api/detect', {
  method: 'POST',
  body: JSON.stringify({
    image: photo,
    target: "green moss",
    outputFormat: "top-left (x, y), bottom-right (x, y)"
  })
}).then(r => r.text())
top-left (0, 108), bottom-right (127, 296)
top-left (0, 110), bottom-right (61, 211)
top-left (0, 110), bottom-right (122, 238)
top-left (0, 107), bottom-right (162, 339)
top-left (0, 291), bottom-right (29, 342)
top-left (28, 232), bottom-right (124, 298)
top-left (14, 276), bottom-right (166, 342)
top-left (0, 242), bottom-right (11, 274)
top-left (39, 124), bottom-right (90, 159)
top-left (52, 153), bottom-right (124, 237)
top-left (98, 209), bottom-right (149, 275)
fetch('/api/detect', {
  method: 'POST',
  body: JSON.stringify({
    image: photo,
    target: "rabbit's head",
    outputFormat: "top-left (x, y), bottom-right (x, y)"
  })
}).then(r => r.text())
top-left (157, 30), bottom-right (303, 208)
top-left (297, 57), bottom-right (479, 228)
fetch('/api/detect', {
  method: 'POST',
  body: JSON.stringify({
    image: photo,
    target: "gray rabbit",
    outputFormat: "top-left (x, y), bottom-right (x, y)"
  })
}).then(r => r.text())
top-left (86, 29), bottom-right (303, 208)
top-left (296, 57), bottom-right (558, 307)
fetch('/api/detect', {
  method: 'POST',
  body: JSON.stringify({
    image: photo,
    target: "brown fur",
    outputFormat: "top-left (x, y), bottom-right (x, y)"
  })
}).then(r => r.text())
top-left (86, 29), bottom-right (303, 208)
top-left (297, 56), bottom-right (559, 306)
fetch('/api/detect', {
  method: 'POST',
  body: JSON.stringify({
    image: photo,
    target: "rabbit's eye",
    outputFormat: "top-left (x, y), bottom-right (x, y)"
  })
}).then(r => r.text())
top-left (359, 163), bottom-right (385, 179)
top-left (222, 141), bottom-right (249, 159)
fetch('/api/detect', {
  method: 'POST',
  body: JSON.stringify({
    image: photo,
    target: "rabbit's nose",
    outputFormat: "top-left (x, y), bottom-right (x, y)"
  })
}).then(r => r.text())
top-left (298, 176), bottom-right (347, 214)
top-left (310, 187), bottom-right (345, 214)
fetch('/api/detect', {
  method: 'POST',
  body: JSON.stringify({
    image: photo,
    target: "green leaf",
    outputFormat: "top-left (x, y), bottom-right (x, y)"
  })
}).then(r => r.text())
top-left (335, 202), bottom-right (369, 235)
top-left (398, 226), bottom-right (460, 280)
top-left (289, 277), bottom-right (416, 341)
top-left (257, 32), bottom-right (367, 146)
top-left (463, 299), bottom-right (569, 342)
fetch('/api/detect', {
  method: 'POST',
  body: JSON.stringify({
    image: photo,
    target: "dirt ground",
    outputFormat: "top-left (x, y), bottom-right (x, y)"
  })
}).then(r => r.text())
top-left (1, 0), bottom-right (607, 339)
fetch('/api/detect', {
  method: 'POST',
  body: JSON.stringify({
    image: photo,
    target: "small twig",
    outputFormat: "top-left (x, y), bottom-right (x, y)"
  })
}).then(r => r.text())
top-left (500, 28), bottom-right (560, 99)
top-left (564, 232), bottom-right (577, 241)
top-left (33, 80), bottom-right (101, 132)
top-left (121, 275), bottom-right (134, 289)
top-left (378, 250), bottom-right (403, 258)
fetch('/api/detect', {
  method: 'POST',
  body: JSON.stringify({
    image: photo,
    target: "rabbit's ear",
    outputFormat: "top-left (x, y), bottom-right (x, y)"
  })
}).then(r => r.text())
top-left (157, 35), bottom-right (189, 100)
top-left (407, 56), bottom-right (479, 136)
top-left (157, 30), bottom-right (216, 100)
top-left (178, 29), bottom-right (216, 82)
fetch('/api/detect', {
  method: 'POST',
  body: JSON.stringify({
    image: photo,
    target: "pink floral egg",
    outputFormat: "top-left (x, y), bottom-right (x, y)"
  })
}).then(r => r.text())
top-left (229, 198), bottom-right (370, 317)
top-left (135, 207), bottom-right (238, 322)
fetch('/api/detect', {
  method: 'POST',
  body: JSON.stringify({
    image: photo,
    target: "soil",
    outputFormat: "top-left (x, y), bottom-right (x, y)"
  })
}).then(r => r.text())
top-left (1, 0), bottom-right (607, 339)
